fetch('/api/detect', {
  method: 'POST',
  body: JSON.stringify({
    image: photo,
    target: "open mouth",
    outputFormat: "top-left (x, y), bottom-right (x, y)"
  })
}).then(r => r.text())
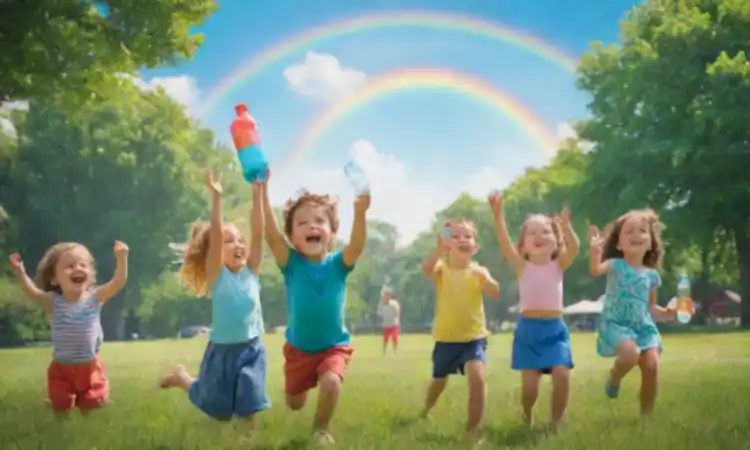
top-left (233, 249), bottom-right (244, 259)
top-left (70, 273), bottom-right (88, 284)
top-left (306, 236), bottom-right (322, 244)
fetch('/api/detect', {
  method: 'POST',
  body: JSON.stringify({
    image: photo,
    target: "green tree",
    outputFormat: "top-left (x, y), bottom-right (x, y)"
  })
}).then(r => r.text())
top-left (1, 80), bottom-right (229, 339)
top-left (0, 0), bottom-right (217, 106)
top-left (577, 0), bottom-right (750, 325)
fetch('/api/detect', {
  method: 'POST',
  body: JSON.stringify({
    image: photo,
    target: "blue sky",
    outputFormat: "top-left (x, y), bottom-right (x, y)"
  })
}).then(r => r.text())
top-left (142, 0), bottom-right (640, 243)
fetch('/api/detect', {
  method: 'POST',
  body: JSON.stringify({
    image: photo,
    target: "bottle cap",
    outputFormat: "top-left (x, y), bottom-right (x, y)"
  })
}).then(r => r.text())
top-left (235, 104), bottom-right (249, 115)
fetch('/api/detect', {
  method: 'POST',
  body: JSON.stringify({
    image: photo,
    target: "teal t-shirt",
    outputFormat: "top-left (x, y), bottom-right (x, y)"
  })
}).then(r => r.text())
top-left (282, 249), bottom-right (353, 352)
top-left (210, 266), bottom-right (263, 344)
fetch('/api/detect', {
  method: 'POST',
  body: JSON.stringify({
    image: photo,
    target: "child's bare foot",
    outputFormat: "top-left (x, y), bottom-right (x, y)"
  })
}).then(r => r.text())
top-left (313, 429), bottom-right (335, 445)
top-left (159, 365), bottom-right (188, 389)
top-left (467, 427), bottom-right (483, 446)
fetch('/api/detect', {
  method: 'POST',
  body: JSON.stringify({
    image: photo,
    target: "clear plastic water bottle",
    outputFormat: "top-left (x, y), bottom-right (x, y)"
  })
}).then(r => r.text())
top-left (676, 274), bottom-right (693, 324)
top-left (343, 160), bottom-right (370, 196)
top-left (442, 226), bottom-right (452, 239)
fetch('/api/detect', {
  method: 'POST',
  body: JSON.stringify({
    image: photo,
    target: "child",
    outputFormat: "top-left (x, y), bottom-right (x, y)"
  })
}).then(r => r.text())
top-left (419, 219), bottom-right (500, 444)
top-left (159, 170), bottom-right (270, 424)
top-left (589, 208), bottom-right (675, 415)
top-left (9, 240), bottom-right (129, 413)
top-left (489, 192), bottom-right (578, 429)
top-left (377, 285), bottom-right (400, 356)
top-left (263, 179), bottom-right (369, 445)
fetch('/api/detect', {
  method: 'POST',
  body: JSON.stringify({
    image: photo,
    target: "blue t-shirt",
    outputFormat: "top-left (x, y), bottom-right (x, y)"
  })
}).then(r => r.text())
top-left (210, 266), bottom-right (264, 344)
top-left (282, 249), bottom-right (353, 352)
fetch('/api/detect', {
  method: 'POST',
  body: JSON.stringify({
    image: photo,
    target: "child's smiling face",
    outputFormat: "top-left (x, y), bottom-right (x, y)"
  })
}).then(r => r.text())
top-left (617, 214), bottom-right (652, 257)
top-left (290, 202), bottom-right (333, 258)
top-left (53, 247), bottom-right (94, 299)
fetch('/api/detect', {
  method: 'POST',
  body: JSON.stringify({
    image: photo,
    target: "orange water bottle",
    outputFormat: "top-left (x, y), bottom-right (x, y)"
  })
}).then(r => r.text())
top-left (230, 104), bottom-right (268, 182)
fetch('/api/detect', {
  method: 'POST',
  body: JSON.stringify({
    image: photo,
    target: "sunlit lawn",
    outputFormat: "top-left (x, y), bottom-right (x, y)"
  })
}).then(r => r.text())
top-left (1, 332), bottom-right (750, 449)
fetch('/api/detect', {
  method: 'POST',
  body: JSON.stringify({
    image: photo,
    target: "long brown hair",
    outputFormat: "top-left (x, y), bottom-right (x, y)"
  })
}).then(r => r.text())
top-left (600, 208), bottom-right (663, 268)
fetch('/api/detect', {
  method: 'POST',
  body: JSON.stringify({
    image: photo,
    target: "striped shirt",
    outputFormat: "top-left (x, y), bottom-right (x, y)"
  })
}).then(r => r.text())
top-left (51, 293), bottom-right (103, 364)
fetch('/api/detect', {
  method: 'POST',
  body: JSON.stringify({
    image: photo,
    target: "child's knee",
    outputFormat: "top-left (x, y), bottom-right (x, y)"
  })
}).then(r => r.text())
top-left (617, 340), bottom-right (641, 365)
top-left (639, 349), bottom-right (660, 376)
top-left (429, 377), bottom-right (448, 392)
top-left (550, 366), bottom-right (571, 382)
top-left (465, 361), bottom-right (485, 383)
top-left (318, 372), bottom-right (342, 394)
top-left (285, 393), bottom-right (307, 411)
top-left (520, 371), bottom-right (541, 398)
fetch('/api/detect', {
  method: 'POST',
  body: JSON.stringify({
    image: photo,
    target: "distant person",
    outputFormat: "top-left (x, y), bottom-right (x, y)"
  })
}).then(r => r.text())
top-left (589, 209), bottom-right (677, 416)
top-left (9, 240), bottom-right (129, 413)
top-left (490, 192), bottom-right (579, 430)
top-left (263, 175), bottom-right (370, 445)
top-left (159, 170), bottom-right (269, 427)
top-left (419, 219), bottom-right (500, 445)
top-left (377, 286), bottom-right (400, 356)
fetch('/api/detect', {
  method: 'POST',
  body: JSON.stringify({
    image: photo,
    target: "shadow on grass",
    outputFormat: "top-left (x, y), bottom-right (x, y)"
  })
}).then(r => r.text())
top-left (274, 437), bottom-right (311, 450)
top-left (484, 423), bottom-right (545, 447)
top-left (390, 415), bottom-right (420, 431)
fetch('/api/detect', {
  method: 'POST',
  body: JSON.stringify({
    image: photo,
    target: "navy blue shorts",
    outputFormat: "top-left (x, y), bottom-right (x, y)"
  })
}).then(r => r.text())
top-left (512, 317), bottom-right (574, 374)
top-left (431, 338), bottom-right (487, 379)
top-left (188, 338), bottom-right (270, 420)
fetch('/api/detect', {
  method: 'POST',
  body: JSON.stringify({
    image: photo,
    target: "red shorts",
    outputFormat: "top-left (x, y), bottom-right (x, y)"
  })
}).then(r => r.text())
top-left (47, 357), bottom-right (109, 412)
top-left (283, 343), bottom-right (353, 396)
top-left (382, 326), bottom-right (400, 344)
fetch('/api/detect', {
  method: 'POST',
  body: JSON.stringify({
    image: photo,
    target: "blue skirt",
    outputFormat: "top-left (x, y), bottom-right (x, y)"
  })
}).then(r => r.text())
top-left (188, 338), bottom-right (271, 420)
top-left (511, 317), bottom-right (574, 374)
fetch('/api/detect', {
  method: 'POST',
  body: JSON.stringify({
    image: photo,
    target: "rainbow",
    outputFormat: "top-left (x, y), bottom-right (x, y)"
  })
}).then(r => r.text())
top-left (197, 11), bottom-right (578, 115)
top-left (286, 68), bottom-right (558, 171)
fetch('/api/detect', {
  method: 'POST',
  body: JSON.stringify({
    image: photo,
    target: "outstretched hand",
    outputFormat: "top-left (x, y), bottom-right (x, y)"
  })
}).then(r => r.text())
top-left (354, 193), bottom-right (371, 214)
top-left (8, 253), bottom-right (24, 274)
top-left (588, 225), bottom-right (603, 251)
top-left (113, 241), bottom-right (129, 257)
top-left (204, 169), bottom-right (222, 195)
top-left (487, 190), bottom-right (504, 216)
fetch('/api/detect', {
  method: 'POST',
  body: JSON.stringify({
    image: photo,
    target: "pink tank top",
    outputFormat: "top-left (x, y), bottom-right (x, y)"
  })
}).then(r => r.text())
top-left (518, 261), bottom-right (563, 311)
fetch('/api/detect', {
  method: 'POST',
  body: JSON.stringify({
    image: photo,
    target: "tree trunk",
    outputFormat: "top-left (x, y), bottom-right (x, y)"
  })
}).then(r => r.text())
top-left (735, 226), bottom-right (750, 328)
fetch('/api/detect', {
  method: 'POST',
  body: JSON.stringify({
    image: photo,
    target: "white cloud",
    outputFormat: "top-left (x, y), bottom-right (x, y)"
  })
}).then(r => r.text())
top-left (126, 74), bottom-right (201, 115)
top-left (556, 121), bottom-right (595, 153)
top-left (283, 51), bottom-right (367, 101)
top-left (270, 140), bottom-right (508, 245)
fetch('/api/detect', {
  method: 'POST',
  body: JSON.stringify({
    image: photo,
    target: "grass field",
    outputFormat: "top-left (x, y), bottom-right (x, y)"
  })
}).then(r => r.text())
top-left (2, 333), bottom-right (750, 450)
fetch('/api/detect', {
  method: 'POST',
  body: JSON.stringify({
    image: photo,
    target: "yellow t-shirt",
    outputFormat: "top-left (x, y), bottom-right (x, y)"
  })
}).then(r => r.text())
top-left (431, 260), bottom-right (487, 342)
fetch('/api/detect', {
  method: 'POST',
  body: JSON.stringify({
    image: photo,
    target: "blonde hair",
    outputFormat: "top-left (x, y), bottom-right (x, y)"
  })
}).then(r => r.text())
top-left (282, 191), bottom-right (339, 238)
top-left (517, 213), bottom-right (564, 260)
top-left (179, 221), bottom-right (213, 296)
top-left (35, 243), bottom-right (96, 293)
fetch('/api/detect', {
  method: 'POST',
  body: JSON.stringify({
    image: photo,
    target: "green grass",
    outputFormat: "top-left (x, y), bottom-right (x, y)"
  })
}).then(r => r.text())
top-left (2, 333), bottom-right (750, 450)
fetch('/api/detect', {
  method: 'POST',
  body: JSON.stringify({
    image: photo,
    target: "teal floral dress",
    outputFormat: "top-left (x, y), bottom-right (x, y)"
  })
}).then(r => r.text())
top-left (596, 258), bottom-right (662, 357)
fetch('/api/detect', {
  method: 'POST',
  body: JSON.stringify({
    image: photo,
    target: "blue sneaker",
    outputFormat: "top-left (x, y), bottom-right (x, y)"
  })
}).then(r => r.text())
top-left (605, 380), bottom-right (619, 399)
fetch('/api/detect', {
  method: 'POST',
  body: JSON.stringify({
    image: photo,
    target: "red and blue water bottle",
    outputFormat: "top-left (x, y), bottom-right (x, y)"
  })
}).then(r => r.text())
top-left (230, 104), bottom-right (269, 182)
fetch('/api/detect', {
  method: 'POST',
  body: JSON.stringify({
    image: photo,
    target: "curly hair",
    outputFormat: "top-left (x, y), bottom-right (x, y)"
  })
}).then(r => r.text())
top-left (282, 190), bottom-right (340, 239)
top-left (35, 243), bottom-right (96, 293)
top-left (600, 208), bottom-right (663, 268)
top-left (179, 221), bottom-right (212, 296)
top-left (515, 214), bottom-right (565, 260)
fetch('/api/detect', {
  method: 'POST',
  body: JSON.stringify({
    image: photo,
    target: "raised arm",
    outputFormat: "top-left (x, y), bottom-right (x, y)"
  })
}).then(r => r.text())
top-left (94, 241), bottom-right (129, 303)
top-left (342, 194), bottom-right (370, 267)
top-left (9, 253), bottom-right (52, 313)
top-left (422, 225), bottom-right (450, 281)
top-left (204, 170), bottom-right (225, 287)
top-left (473, 265), bottom-right (501, 301)
top-left (262, 176), bottom-right (290, 267)
top-left (247, 181), bottom-right (264, 273)
top-left (488, 191), bottom-right (525, 272)
top-left (557, 208), bottom-right (580, 270)
top-left (588, 225), bottom-right (611, 276)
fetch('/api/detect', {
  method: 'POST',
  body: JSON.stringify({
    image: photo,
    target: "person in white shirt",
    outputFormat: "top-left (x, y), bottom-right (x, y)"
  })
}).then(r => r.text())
top-left (377, 286), bottom-right (400, 355)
